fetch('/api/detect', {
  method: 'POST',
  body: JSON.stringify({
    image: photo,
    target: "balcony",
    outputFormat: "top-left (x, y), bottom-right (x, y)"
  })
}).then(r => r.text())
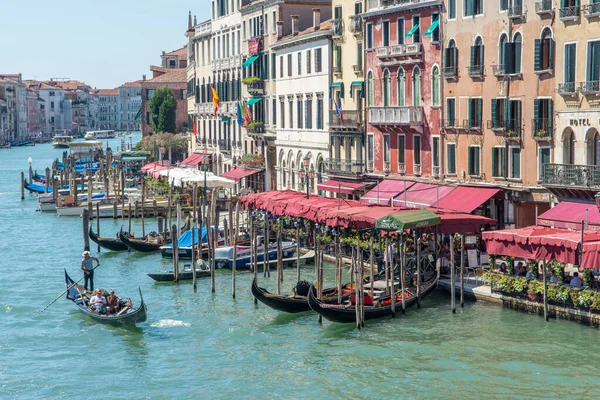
top-left (558, 82), bottom-right (577, 96)
top-left (398, 163), bottom-right (406, 174)
top-left (383, 161), bottom-right (391, 174)
top-left (535, 0), bottom-right (554, 15)
top-left (532, 118), bottom-right (553, 140)
top-left (246, 122), bottom-right (265, 135)
top-left (584, 3), bottom-right (600, 17)
top-left (468, 65), bottom-right (485, 78)
top-left (559, 5), bottom-right (580, 21)
top-left (579, 81), bottom-right (600, 95)
top-left (332, 18), bottom-right (344, 38)
top-left (243, 77), bottom-right (264, 95)
top-left (443, 66), bottom-right (457, 79)
top-left (440, 119), bottom-right (462, 130)
top-left (376, 47), bottom-right (390, 58)
top-left (376, 43), bottom-right (423, 64)
top-left (333, 65), bottom-right (342, 74)
top-left (325, 158), bottom-right (365, 176)
top-left (508, 5), bottom-right (526, 20)
top-left (432, 166), bottom-right (440, 178)
top-left (349, 15), bottom-right (363, 35)
top-left (367, 160), bottom-right (374, 173)
top-left (463, 119), bottom-right (483, 131)
top-left (352, 64), bottom-right (362, 74)
top-left (492, 64), bottom-right (506, 77)
top-left (414, 164), bottom-right (422, 176)
top-left (329, 110), bottom-right (365, 131)
top-left (368, 107), bottom-right (423, 127)
top-left (542, 164), bottom-right (600, 189)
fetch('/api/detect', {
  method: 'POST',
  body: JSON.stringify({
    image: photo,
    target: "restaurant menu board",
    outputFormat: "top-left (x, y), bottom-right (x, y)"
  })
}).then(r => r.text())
top-left (467, 249), bottom-right (478, 268)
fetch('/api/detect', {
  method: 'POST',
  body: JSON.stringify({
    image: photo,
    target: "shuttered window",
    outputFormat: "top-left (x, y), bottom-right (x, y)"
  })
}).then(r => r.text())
top-left (447, 143), bottom-right (456, 174)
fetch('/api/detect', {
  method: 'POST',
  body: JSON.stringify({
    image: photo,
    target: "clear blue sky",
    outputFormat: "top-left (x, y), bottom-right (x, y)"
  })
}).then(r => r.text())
top-left (1, 0), bottom-right (209, 89)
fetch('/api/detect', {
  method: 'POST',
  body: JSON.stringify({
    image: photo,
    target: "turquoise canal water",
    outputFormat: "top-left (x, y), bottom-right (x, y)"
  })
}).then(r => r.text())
top-left (2, 137), bottom-right (600, 399)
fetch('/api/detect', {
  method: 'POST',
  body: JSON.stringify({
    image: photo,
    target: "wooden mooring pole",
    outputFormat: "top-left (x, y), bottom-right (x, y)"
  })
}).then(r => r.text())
top-left (450, 235), bottom-right (456, 313)
top-left (460, 234), bottom-right (465, 308)
top-left (96, 203), bottom-right (101, 253)
top-left (232, 200), bottom-right (240, 299)
top-left (263, 213), bottom-right (269, 278)
top-left (82, 208), bottom-right (90, 251)
top-left (192, 184), bottom-right (198, 290)
top-left (172, 224), bottom-right (179, 283)
top-left (543, 260), bottom-right (548, 321)
top-left (20, 171), bottom-right (25, 200)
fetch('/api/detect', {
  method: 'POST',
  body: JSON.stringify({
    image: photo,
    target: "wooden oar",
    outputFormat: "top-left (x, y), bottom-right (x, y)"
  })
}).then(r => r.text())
top-left (39, 263), bottom-right (100, 314)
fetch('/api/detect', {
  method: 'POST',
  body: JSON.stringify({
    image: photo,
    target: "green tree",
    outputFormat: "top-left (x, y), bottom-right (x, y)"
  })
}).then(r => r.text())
top-left (148, 86), bottom-right (177, 133)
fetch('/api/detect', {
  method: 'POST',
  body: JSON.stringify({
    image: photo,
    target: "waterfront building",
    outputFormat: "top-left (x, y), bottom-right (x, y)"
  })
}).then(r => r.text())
top-left (118, 81), bottom-right (142, 131)
top-left (542, 1), bottom-right (600, 203)
top-left (26, 87), bottom-right (46, 137)
top-left (35, 82), bottom-right (68, 135)
top-left (0, 79), bottom-right (16, 144)
top-left (271, 14), bottom-right (333, 194)
top-left (363, 1), bottom-right (442, 181)
top-left (96, 88), bottom-right (120, 130)
top-left (326, 0), bottom-right (367, 193)
top-left (442, 0), bottom-right (554, 227)
top-left (240, 1), bottom-right (332, 190)
top-left (140, 48), bottom-right (189, 137)
top-left (0, 74), bottom-right (27, 142)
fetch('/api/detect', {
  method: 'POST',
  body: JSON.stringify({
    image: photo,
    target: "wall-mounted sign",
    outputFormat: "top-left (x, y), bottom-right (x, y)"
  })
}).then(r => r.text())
top-left (248, 38), bottom-right (260, 56)
top-left (569, 118), bottom-right (593, 127)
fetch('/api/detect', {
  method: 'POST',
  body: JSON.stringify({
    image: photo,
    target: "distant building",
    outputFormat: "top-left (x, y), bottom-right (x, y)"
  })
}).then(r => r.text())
top-left (140, 48), bottom-right (188, 137)
top-left (96, 88), bottom-right (120, 130)
top-left (0, 73), bottom-right (27, 142)
top-left (118, 80), bottom-right (142, 131)
top-left (26, 87), bottom-right (46, 137)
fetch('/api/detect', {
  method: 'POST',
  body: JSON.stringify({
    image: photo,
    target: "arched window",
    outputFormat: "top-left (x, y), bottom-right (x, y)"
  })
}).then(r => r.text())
top-left (367, 71), bottom-right (374, 107)
top-left (587, 130), bottom-right (600, 166)
top-left (499, 33), bottom-right (508, 70)
top-left (513, 33), bottom-right (522, 74)
top-left (397, 68), bottom-right (405, 106)
top-left (471, 36), bottom-right (484, 76)
top-left (383, 69), bottom-right (391, 107)
top-left (432, 66), bottom-right (440, 106)
top-left (538, 28), bottom-right (554, 71)
top-left (563, 129), bottom-right (575, 165)
top-left (412, 66), bottom-right (421, 107)
top-left (445, 39), bottom-right (457, 77)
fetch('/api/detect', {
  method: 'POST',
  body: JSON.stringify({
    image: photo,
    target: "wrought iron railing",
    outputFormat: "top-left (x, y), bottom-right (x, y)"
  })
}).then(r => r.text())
top-left (584, 3), bottom-right (600, 16)
top-left (383, 161), bottom-right (391, 174)
top-left (247, 124), bottom-right (266, 134)
top-left (440, 119), bottom-right (459, 129)
top-left (542, 164), bottom-right (600, 188)
top-left (535, 0), bottom-right (553, 13)
top-left (492, 64), bottom-right (506, 76)
top-left (398, 163), bottom-right (406, 174)
top-left (464, 119), bottom-right (482, 129)
top-left (559, 5), bottom-right (580, 19)
top-left (349, 15), bottom-right (363, 34)
top-left (487, 119), bottom-right (506, 130)
top-left (325, 158), bottom-right (365, 176)
top-left (432, 166), bottom-right (440, 177)
top-left (508, 5), bottom-right (525, 18)
top-left (558, 82), bottom-right (577, 95)
top-left (443, 66), bottom-right (457, 78)
top-left (329, 110), bottom-right (364, 130)
top-left (414, 164), bottom-right (422, 176)
top-left (579, 81), bottom-right (600, 95)
top-left (332, 18), bottom-right (344, 37)
top-left (245, 80), bottom-right (264, 94)
top-left (368, 107), bottom-right (423, 125)
top-left (367, 160), bottom-right (374, 172)
top-left (468, 65), bottom-right (484, 78)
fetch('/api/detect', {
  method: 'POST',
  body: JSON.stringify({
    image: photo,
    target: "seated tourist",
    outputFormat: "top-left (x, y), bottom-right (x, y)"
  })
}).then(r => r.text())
top-left (496, 263), bottom-right (507, 274)
top-left (570, 272), bottom-right (583, 287)
top-left (550, 271), bottom-right (559, 284)
top-left (106, 290), bottom-right (122, 314)
top-left (89, 289), bottom-right (107, 313)
top-left (516, 263), bottom-right (527, 277)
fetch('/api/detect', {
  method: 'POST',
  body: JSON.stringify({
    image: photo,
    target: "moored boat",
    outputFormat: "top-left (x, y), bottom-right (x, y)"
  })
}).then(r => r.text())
top-left (64, 270), bottom-right (147, 326)
top-left (52, 135), bottom-right (73, 148)
top-left (147, 260), bottom-right (211, 282)
top-left (160, 227), bottom-right (221, 259)
top-left (119, 230), bottom-right (170, 252)
top-left (251, 278), bottom-right (345, 313)
top-left (214, 241), bottom-right (296, 270)
top-left (307, 272), bottom-right (439, 324)
top-left (89, 227), bottom-right (128, 251)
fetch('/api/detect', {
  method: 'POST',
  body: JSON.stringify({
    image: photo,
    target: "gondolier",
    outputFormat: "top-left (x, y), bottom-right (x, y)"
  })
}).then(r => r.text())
top-left (81, 251), bottom-right (100, 292)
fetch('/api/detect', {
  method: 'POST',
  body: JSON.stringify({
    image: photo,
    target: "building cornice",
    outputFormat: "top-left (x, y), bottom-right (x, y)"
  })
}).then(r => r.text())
top-left (270, 30), bottom-right (331, 50)
top-left (362, 0), bottom-right (442, 19)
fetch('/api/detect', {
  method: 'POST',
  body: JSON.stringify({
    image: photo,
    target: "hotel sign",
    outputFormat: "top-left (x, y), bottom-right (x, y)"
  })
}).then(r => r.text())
top-left (248, 38), bottom-right (261, 55)
top-left (569, 118), bottom-right (593, 127)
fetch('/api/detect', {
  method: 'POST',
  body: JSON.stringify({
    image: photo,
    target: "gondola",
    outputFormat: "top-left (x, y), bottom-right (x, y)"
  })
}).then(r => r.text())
top-left (119, 230), bottom-right (169, 253)
top-left (64, 270), bottom-right (147, 326)
top-left (251, 278), bottom-right (349, 314)
top-left (307, 272), bottom-right (439, 324)
top-left (89, 227), bottom-right (128, 251)
top-left (147, 261), bottom-right (211, 282)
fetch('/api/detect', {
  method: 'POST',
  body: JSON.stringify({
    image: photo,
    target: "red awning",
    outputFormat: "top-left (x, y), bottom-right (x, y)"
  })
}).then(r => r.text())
top-left (436, 212), bottom-right (496, 234)
top-left (317, 179), bottom-right (367, 195)
top-left (538, 201), bottom-right (600, 231)
top-left (221, 167), bottom-right (262, 181)
top-left (433, 186), bottom-right (500, 214)
top-left (180, 153), bottom-right (209, 167)
top-left (360, 180), bottom-right (415, 206)
top-left (391, 183), bottom-right (454, 208)
top-left (141, 161), bottom-right (161, 172)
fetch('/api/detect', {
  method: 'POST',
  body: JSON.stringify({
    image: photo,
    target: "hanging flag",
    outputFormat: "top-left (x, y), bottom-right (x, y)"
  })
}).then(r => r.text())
top-left (237, 101), bottom-right (244, 126)
top-left (192, 116), bottom-right (197, 136)
top-left (334, 99), bottom-right (344, 124)
top-left (211, 85), bottom-right (220, 116)
top-left (243, 103), bottom-right (253, 128)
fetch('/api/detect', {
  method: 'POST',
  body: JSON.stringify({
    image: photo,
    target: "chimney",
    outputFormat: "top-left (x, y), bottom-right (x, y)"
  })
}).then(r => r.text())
top-left (277, 21), bottom-right (284, 39)
top-left (188, 11), bottom-right (192, 30)
top-left (194, 15), bottom-right (197, 26)
top-left (142, 75), bottom-right (146, 81)
top-left (313, 8), bottom-right (321, 30)
top-left (291, 15), bottom-right (299, 36)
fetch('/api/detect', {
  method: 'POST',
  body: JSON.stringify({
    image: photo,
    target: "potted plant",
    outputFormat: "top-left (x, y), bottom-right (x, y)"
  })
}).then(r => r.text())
top-left (483, 271), bottom-right (501, 289)
top-left (551, 261), bottom-right (565, 282)
top-left (555, 285), bottom-right (571, 307)
top-left (506, 130), bottom-right (518, 138)
top-left (582, 269), bottom-right (594, 287)
top-left (535, 129), bottom-right (548, 138)
top-left (506, 256), bottom-right (515, 275)
top-left (590, 293), bottom-right (600, 314)
top-left (488, 254), bottom-right (497, 270)
top-left (527, 280), bottom-right (544, 302)
top-left (513, 277), bottom-right (528, 298)
top-left (576, 290), bottom-right (594, 310)
top-left (242, 76), bottom-right (261, 85)
top-left (527, 260), bottom-right (538, 279)
top-left (498, 275), bottom-right (515, 295)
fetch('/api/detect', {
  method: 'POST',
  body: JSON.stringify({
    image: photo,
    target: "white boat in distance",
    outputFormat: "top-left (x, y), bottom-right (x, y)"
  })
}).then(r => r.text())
top-left (52, 135), bottom-right (73, 148)
top-left (84, 130), bottom-right (116, 140)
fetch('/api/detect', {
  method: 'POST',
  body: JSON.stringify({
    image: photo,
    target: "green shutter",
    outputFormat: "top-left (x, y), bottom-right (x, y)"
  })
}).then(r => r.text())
top-left (515, 41), bottom-right (522, 73)
top-left (501, 148), bottom-right (506, 177)
top-left (453, 47), bottom-right (458, 75)
top-left (466, 0), bottom-right (474, 15)
top-left (475, 148), bottom-right (480, 175)
top-left (534, 99), bottom-right (540, 132)
top-left (516, 100), bottom-right (522, 136)
top-left (534, 39), bottom-right (541, 71)
top-left (548, 99), bottom-right (553, 134)
top-left (477, 99), bottom-right (483, 127)
top-left (548, 39), bottom-right (554, 70)
top-left (480, 45), bottom-right (485, 69)
top-left (449, 145), bottom-right (456, 174)
top-left (470, 45), bottom-right (476, 68)
top-left (444, 47), bottom-right (450, 68)
top-left (468, 99), bottom-right (473, 126)
top-left (504, 43), bottom-right (515, 74)
top-left (491, 99), bottom-right (498, 128)
top-left (492, 148), bottom-right (497, 177)
top-left (468, 147), bottom-right (473, 174)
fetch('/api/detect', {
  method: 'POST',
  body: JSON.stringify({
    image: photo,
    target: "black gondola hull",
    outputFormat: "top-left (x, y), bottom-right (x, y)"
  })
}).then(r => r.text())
top-left (251, 278), bottom-right (312, 313)
top-left (119, 231), bottom-right (166, 252)
top-left (89, 227), bottom-right (128, 251)
top-left (147, 270), bottom-right (211, 282)
top-left (64, 270), bottom-right (147, 325)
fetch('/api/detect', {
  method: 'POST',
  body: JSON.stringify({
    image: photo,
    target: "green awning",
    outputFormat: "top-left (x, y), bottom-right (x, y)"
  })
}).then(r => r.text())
top-left (221, 117), bottom-right (230, 122)
top-left (406, 23), bottom-right (420, 38)
top-left (349, 81), bottom-right (364, 98)
top-left (375, 209), bottom-right (441, 231)
top-left (330, 82), bottom-right (345, 99)
top-left (246, 97), bottom-right (262, 106)
top-left (424, 19), bottom-right (439, 37)
top-left (242, 55), bottom-right (259, 68)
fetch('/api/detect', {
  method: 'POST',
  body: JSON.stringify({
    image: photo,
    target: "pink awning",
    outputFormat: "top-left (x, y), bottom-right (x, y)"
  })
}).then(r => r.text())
top-left (317, 179), bottom-right (367, 195)
top-left (538, 201), bottom-right (600, 231)
top-left (180, 153), bottom-right (209, 167)
top-left (221, 167), bottom-right (262, 182)
top-left (433, 186), bottom-right (500, 213)
top-left (360, 180), bottom-right (415, 206)
top-left (391, 183), bottom-right (454, 208)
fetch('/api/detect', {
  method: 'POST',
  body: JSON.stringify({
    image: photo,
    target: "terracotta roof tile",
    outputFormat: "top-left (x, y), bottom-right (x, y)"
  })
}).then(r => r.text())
top-left (164, 46), bottom-right (187, 57)
top-left (147, 69), bottom-right (187, 83)
top-left (278, 20), bottom-right (332, 42)
top-left (96, 88), bottom-right (119, 95)
top-left (120, 80), bottom-right (143, 88)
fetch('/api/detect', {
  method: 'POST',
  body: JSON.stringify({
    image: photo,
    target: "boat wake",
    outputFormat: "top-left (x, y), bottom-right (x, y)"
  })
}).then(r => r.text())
top-left (150, 319), bottom-right (190, 328)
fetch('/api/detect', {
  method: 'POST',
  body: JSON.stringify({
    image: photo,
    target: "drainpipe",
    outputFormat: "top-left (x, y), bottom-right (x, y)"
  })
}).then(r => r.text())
top-left (439, 4), bottom-right (445, 179)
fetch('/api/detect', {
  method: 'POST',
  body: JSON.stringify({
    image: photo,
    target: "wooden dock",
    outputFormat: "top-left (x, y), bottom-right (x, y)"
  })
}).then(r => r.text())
top-left (245, 250), bottom-right (315, 269)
